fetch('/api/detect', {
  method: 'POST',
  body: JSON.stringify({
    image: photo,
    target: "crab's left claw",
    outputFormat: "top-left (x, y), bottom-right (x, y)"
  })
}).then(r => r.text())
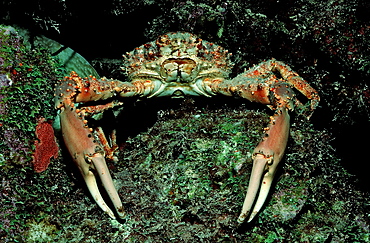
top-left (238, 106), bottom-right (290, 223)
top-left (237, 82), bottom-right (293, 223)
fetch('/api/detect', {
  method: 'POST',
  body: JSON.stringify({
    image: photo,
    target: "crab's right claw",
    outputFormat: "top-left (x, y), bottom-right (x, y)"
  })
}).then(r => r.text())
top-left (59, 104), bottom-right (125, 219)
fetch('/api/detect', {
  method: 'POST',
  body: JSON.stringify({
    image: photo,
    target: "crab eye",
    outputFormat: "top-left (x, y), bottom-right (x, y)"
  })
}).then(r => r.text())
top-left (157, 35), bottom-right (169, 46)
top-left (171, 38), bottom-right (182, 47)
top-left (194, 37), bottom-right (202, 45)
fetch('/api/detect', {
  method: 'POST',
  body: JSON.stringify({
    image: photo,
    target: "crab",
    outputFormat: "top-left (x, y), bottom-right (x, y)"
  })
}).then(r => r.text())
top-left (55, 32), bottom-right (319, 223)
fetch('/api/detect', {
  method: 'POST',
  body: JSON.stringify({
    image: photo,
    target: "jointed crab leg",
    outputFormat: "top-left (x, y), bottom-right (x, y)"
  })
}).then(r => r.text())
top-left (237, 81), bottom-right (293, 223)
top-left (203, 59), bottom-right (317, 223)
top-left (55, 72), bottom-right (157, 219)
top-left (238, 106), bottom-right (290, 223)
top-left (58, 104), bottom-right (124, 218)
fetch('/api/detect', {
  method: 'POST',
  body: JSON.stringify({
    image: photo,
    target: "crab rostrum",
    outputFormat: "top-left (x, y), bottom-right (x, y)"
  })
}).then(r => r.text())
top-left (55, 32), bottom-right (319, 223)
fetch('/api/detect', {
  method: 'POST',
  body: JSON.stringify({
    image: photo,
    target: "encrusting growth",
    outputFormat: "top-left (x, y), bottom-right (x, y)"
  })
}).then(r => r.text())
top-left (33, 118), bottom-right (59, 173)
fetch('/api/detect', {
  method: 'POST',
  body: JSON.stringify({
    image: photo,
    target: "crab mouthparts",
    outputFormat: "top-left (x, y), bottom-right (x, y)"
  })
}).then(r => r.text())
top-left (171, 89), bottom-right (185, 98)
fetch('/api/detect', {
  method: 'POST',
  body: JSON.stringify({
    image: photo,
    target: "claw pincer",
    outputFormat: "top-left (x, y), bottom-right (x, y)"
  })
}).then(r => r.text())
top-left (237, 92), bottom-right (291, 223)
top-left (55, 73), bottom-right (127, 219)
top-left (55, 32), bottom-right (319, 222)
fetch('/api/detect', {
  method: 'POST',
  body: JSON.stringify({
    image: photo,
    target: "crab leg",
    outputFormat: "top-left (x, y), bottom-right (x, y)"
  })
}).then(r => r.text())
top-left (55, 72), bottom-right (158, 219)
top-left (236, 83), bottom-right (292, 223)
top-left (203, 71), bottom-right (299, 223)
top-left (238, 106), bottom-right (290, 223)
top-left (59, 104), bottom-right (125, 218)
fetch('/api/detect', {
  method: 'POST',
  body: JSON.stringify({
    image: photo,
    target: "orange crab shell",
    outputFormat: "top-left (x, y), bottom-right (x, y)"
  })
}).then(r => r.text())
top-left (122, 32), bottom-right (234, 79)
